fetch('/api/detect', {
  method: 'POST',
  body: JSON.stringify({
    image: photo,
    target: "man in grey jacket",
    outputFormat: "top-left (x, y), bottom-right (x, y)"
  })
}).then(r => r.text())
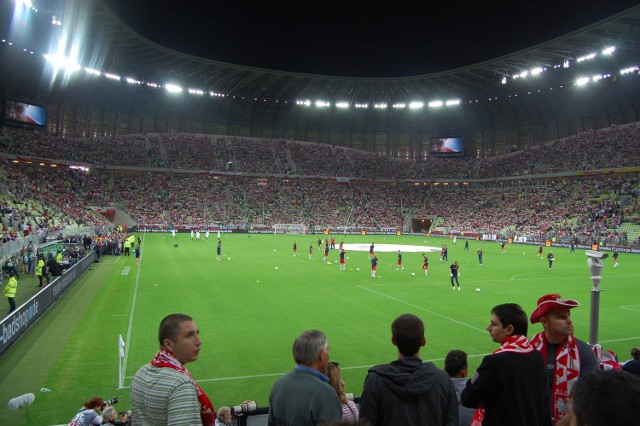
top-left (359, 313), bottom-right (458, 426)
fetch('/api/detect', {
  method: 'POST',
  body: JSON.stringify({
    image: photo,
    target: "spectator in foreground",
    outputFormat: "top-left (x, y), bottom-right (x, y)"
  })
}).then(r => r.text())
top-left (461, 303), bottom-right (545, 426)
top-left (622, 347), bottom-right (640, 377)
top-left (359, 313), bottom-right (458, 426)
top-left (130, 313), bottom-right (215, 426)
top-left (327, 361), bottom-right (359, 422)
top-left (556, 370), bottom-right (640, 426)
top-left (529, 294), bottom-right (599, 425)
top-left (268, 329), bottom-right (341, 426)
top-left (444, 350), bottom-right (475, 426)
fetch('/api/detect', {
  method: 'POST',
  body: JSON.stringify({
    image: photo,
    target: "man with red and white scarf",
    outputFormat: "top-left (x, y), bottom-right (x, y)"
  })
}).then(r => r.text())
top-left (529, 294), bottom-right (598, 426)
top-left (461, 303), bottom-right (545, 426)
top-left (131, 313), bottom-right (216, 426)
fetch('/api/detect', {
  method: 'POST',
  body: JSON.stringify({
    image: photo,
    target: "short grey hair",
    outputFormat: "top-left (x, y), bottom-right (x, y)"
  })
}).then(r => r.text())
top-left (292, 330), bottom-right (328, 364)
top-left (101, 406), bottom-right (117, 422)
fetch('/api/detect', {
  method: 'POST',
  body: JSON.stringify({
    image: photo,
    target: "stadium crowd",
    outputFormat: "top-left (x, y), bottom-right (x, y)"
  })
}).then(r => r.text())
top-left (1, 123), bottom-right (639, 246)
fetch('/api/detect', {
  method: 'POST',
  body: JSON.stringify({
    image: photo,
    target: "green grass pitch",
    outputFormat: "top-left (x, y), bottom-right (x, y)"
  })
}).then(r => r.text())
top-left (1, 233), bottom-right (639, 425)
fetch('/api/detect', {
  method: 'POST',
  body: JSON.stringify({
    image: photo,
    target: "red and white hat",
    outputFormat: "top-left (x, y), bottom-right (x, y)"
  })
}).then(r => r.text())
top-left (530, 293), bottom-right (580, 324)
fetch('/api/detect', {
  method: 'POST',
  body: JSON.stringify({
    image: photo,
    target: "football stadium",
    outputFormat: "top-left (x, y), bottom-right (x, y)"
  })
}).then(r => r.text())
top-left (1, 1), bottom-right (640, 425)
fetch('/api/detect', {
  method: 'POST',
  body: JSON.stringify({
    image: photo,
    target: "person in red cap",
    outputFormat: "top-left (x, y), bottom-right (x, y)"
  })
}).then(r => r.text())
top-left (529, 294), bottom-right (598, 426)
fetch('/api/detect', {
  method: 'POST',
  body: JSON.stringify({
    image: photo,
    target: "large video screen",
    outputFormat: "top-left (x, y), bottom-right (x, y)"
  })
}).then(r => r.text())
top-left (430, 137), bottom-right (463, 157)
top-left (4, 98), bottom-right (47, 128)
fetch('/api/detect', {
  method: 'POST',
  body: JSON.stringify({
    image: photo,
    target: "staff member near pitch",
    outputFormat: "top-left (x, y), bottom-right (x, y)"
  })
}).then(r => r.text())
top-left (3, 270), bottom-right (18, 313)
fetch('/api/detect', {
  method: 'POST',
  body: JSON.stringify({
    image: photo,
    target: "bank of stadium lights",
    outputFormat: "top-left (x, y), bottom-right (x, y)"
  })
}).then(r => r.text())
top-left (315, 101), bottom-right (330, 108)
top-left (51, 16), bottom-right (61, 26)
top-left (354, 103), bottom-right (368, 109)
top-left (502, 45), bottom-right (617, 84)
top-left (374, 103), bottom-right (388, 109)
top-left (336, 102), bottom-right (349, 109)
top-left (188, 88), bottom-right (205, 95)
top-left (84, 67), bottom-right (101, 76)
top-left (126, 77), bottom-right (142, 85)
top-left (620, 66), bottom-right (639, 75)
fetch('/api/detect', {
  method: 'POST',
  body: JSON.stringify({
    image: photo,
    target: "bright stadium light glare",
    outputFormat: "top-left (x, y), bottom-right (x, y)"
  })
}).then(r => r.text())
top-left (392, 103), bottom-right (406, 109)
top-left (43, 53), bottom-right (81, 73)
top-left (315, 100), bottom-right (330, 107)
top-left (591, 74), bottom-right (603, 82)
top-left (104, 73), bottom-right (121, 81)
top-left (427, 101), bottom-right (442, 108)
top-left (335, 101), bottom-right (350, 108)
top-left (188, 88), bottom-right (205, 95)
top-left (563, 59), bottom-right (570, 68)
top-left (409, 101), bottom-right (424, 109)
top-left (296, 100), bottom-right (311, 106)
top-left (125, 77), bottom-right (142, 85)
top-left (530, 67), bottom-right (543, 75)
top-left (576, 77), bottom-right (590, 86)
top-left (501, 77), bottom-right (507, 84)
top-left (520, 70), bottom-right (529, 78)
top-left (146, 82), bottom-right (160, 88)
top-left (374, 103), bottom-right (388, 109)
top-left (354, 103), bottom-right (369, 109)
top-left (165, 84), bottom-right (183, 93)
top-left (445, 99), bottom-right (460, 106)
top-left (602, 46), bottom-right (615, 55)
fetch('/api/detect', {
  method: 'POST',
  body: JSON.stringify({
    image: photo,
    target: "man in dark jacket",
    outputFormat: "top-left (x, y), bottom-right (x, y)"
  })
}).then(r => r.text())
top-left (359, 313), bottom-right (458, 426)
top-left (461, 303), bottom-right (545, 426)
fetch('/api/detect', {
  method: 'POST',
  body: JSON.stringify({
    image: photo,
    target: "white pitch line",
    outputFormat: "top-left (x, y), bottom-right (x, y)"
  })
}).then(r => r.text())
top-left (599, 336), bottom-right (640, 344)
top-left (120, 242), bottom-right (145, 387)
top-left (620, 305), bottom-right (640, 313)
top-left (357, 285), bottom-right (487, 334)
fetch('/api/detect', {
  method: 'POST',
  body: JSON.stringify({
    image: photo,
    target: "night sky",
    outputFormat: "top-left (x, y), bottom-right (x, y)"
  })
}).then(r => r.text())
top-left (84, 1), bottom-right (640, 77)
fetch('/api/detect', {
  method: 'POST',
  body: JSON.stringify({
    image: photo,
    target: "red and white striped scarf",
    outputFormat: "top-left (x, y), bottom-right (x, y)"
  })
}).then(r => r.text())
top-left (530, 332), bottom-right (580, 424)
top-left (151, 350), bottom-right (215, 426)
top-left (470, 335), bottom-right (534, 426)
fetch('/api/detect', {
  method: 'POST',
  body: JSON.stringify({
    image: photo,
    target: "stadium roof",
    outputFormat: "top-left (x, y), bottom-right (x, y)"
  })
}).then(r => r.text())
top-left (5, 0), bottom-right (639, 106)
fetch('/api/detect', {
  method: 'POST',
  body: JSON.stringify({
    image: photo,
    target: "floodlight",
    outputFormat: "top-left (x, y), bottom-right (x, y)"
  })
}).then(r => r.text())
top-left (374, 103), bottom-right (388, 109)
top-left (315, 100), bottom-right (330, 107)
top-left (501, 77), bottom-right (507, 84)
top-left (576, 77), bottom-right (590, 86)
top-left (409, 101), bottom-right (424, 109)
top-left (427, 101), bottom-right (442, 108)
top-left (354, 103), bottom-right (368, 109)
top-left (335, 102), bottom-right (349, 108)
top-left (392, 103), bottom-right (406, 109)
top-left (44, 53), bottom-right (81, 73)
top-left (445, 99), bottom-right (460, 106)
top-left (601, 46), bottom-right (615, 55)
top-left (188, 88), bottom-right (205, 95)
top-left (165, 84), bottom-right (183, 93)
top-left (104, 73), bottom-right (121, 81)
top-left (530, 67), bottom-right (543, 75)
top-left (126, 77), bottom-right (142, 85)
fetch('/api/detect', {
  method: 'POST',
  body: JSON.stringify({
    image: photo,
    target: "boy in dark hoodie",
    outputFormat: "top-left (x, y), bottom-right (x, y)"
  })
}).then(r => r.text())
top-left (359, 313), bottom-right (458, 426)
